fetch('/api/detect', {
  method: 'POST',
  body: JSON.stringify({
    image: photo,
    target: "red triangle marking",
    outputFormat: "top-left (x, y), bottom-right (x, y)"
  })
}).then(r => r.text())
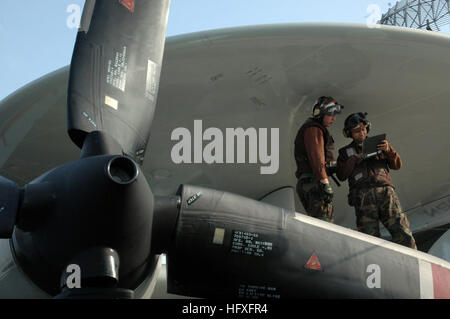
top-left (119, 0), bottom-right (135, 12)
top-left (305, 252), bottom-right (322, 271)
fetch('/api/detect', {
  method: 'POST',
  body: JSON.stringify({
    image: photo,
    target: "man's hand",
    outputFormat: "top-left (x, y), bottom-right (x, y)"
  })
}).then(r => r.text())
top-left (377, 140), bottom-right (391, 153)
top-left (319, 182), bottom-right (333, 204)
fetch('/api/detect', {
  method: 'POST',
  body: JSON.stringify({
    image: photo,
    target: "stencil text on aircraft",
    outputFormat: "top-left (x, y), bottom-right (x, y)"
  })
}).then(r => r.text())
top-left (237, 284), bottom-right (280, 299)
top-left (231, 231), bottom-right (273, 257)
top-left (107, 47), bottom-right (128, 92)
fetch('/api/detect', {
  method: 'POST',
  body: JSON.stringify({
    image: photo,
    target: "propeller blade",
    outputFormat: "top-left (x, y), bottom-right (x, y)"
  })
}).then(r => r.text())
top-left (55, 247), bottom-right (134, 299)
top-left (0, 177), bottom-right (20, 238)
top-left (165, 185), bottom-right (436, 299)
top-left (68, 0), bottom-right (171, 163)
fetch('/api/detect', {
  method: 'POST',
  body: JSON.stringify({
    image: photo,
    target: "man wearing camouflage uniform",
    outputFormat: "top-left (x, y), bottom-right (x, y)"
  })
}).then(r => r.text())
top-left (336, 112), bottom-right (417, 249)
top-left (294, 96), bottom-right (344, 223)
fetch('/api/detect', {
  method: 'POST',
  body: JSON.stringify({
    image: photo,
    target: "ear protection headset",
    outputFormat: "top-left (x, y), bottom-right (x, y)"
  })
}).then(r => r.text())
top-left (343, 112), bottom-right (371, 138)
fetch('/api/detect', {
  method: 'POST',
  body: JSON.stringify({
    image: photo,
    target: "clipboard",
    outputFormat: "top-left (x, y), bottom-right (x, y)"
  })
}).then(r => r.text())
top-left (362, 134), bottom-right (386, 159)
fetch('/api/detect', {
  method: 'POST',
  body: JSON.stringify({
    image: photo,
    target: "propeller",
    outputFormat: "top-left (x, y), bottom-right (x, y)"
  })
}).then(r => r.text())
top-left (0, 0), bottom-right (172, 298)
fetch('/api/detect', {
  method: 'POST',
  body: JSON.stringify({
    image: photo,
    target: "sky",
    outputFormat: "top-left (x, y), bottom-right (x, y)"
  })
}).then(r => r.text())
top-left (0, 0), bottom-right (449, 101)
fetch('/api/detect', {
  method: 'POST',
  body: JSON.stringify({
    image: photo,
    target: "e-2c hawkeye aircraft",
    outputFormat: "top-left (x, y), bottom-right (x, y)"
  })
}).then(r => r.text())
top-left (0, 0), bottom-right (449, 299)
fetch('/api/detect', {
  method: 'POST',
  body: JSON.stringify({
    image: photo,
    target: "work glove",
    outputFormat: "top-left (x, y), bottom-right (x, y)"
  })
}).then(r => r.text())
top-left (319, 182), bottom-right (333, 204)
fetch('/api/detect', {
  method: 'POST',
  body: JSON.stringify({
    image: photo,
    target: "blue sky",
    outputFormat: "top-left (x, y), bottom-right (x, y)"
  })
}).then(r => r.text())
top-left (0, 0), bottom-right (447, 101)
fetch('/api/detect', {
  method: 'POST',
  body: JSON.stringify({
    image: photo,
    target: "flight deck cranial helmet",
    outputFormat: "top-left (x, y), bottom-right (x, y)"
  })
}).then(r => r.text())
top-left (312, 96), bottom-right (344, 118)
top-left (343, 112), bottom-right (371, 138)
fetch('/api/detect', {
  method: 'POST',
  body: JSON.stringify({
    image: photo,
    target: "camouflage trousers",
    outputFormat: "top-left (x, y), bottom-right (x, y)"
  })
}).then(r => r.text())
top-left (353, 186), bottom-right (417, 249)
top-left (296, 177), bottom-right (334, 223)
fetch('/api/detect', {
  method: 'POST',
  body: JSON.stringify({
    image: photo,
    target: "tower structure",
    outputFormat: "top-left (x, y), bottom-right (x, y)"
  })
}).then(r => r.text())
top-left (380, 0), bottom-right (450, 31)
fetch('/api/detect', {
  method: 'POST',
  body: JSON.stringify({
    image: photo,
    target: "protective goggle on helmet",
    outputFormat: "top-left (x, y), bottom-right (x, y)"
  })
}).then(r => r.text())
top-left (312, 96), bottom-right (344, 117)
top-left (343, 112), bottom-right (371, 138)
top-left (323, 102), bottom-right (344, 116)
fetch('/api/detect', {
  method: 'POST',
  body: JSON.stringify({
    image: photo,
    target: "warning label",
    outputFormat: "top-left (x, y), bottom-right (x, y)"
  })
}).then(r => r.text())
top-left (230, 231), bottom-right (273, 257)
top-left (119, 0), bottom-right (135, 12)
top-left (304, 252), bottom-right (323, 271)
top-left (145, 59), bottom-right (158, 101)
top-left (107, 47), bottom-right (128, 92)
